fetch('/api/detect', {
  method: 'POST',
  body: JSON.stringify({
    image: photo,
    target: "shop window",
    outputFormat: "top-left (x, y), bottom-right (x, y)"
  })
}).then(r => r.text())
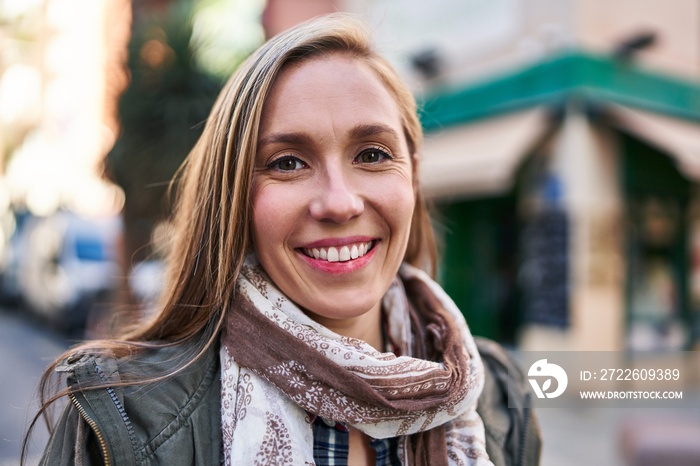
top-left (622, 134), bottom-right (691, 351)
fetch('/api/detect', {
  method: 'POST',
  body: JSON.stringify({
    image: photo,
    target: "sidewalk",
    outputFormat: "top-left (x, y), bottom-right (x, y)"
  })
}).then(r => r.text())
top-left (537, 398), bottom-right (700, 466)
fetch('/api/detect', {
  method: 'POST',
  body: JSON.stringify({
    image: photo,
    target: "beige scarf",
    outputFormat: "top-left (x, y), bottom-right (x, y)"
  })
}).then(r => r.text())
top-left (220, 257), bottom-right (493, 465)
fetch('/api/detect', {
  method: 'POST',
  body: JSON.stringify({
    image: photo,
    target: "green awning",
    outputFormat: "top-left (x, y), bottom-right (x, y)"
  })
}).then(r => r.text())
top-left (419, 51), bottom-right (700, 132)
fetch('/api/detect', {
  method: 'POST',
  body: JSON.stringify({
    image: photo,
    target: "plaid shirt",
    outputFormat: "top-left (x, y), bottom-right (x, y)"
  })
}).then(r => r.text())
top-left (311, 314), bottom-right (403, 465)
top-left (311, 415), bottom-right (401, 466)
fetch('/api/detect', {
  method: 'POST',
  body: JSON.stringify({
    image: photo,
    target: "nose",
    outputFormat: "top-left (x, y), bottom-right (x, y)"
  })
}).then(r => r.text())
top-left (309, 167), bottom-right (364, 223)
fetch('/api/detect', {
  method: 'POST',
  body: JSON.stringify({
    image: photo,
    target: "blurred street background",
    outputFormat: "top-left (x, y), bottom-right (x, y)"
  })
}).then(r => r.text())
top-left (0, 307), bottom-right (68, 466)
top-left (1, 0), bottom-right (700, 465)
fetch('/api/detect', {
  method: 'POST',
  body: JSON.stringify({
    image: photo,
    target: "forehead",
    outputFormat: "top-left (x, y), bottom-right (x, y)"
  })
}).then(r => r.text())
top-left (259, 53), bottom-right (403, 138)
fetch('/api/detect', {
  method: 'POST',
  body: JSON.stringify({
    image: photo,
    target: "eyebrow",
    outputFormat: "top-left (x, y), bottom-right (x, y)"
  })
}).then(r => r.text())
top-left (257, 131), bottom-right (314, 149)
top-left (257, 123), bottom-right (401, 149)
top-left (349, 123), bottom-right (401, 143)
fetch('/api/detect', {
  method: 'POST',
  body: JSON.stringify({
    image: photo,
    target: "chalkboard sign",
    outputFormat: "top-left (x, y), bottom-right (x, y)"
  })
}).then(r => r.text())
top-left (519, 208), bottom-right (569, 327)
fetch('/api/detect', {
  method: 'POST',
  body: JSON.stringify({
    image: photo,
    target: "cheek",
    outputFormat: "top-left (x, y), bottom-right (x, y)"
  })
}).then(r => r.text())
top-left (251, 184), bottom-right (290, 250)
top-left (398, 194), bottom-right (416, 240)
top-left (372, 176), bottom-right (415, 238)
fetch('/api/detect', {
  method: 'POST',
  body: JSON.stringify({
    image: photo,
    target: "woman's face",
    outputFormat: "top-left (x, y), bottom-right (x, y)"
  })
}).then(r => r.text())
top-left (252, 53), bottom-right (415, 332)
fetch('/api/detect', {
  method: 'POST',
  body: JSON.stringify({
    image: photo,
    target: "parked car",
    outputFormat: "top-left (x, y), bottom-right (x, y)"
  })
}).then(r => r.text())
top-left (5, 210), bottom-right (122, 334)
top-left (0, 209), bottom-right (31, 304)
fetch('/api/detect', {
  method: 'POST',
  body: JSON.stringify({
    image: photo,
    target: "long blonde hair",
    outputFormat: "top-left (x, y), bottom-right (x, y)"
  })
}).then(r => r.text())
top-left (25, 12), bottom-right (436, 462)
top-left (126, 12), bottom-right (435, 346)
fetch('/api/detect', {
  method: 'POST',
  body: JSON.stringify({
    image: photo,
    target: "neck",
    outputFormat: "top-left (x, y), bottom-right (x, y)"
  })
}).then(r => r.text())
top-left (311, 302), bottom-right (384, 351)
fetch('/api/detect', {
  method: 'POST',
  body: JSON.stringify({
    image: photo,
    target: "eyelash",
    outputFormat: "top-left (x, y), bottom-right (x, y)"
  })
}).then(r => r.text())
top-left (354, 146), bottom-right (392, 164)
top-left (266, 146), bottom-right (393, 172)
top-left (267, 155), bottom-right (306, 172)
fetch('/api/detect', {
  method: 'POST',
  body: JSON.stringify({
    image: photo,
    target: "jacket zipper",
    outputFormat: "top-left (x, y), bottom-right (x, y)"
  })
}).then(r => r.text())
top-left (517, 392), bottom-right (543, 466)
top-left (518, 394), bottom-right (531, 466)
top-left (69, 393), bottom-right (113, 466)
top-left (105, 386), bottom-right (139, 453)
top-left (94, 364), bottom-right (139, 454)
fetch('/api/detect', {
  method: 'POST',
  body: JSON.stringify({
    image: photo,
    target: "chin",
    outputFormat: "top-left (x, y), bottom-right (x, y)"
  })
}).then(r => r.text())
top-left (304, 300), bottom-right (379, 322)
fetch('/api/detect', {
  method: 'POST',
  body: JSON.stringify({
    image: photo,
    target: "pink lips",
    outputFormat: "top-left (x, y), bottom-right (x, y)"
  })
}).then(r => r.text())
top-left (296, 237), bottom-right (378, 275)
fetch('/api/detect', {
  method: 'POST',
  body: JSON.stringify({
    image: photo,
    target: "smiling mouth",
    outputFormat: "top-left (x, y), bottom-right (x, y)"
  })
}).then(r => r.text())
top-left (301, 241), bottom-right (375, 263)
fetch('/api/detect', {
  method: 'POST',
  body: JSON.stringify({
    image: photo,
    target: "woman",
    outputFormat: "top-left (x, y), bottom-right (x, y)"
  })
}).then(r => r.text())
top-left (30, 14), bottom-right (540, 466)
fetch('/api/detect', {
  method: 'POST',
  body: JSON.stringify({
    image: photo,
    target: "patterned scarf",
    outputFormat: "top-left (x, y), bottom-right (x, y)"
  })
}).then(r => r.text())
top-left (220, 257), bottom-right (493, 465)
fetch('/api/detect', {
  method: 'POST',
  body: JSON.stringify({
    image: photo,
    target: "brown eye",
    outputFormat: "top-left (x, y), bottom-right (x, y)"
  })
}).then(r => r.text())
top-left (357, 148), bottom-right (390, 164)
top-left (272, 156), bottom-right (305, 171)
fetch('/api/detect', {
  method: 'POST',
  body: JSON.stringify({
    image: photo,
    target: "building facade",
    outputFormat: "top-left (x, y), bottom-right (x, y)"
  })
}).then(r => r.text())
top-left (263, 0), bottom-right (700, 351)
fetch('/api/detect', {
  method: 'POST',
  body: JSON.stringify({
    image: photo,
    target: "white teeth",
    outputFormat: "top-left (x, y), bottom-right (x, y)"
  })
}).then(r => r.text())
top-left (303, 241), bottom-right (374, 263)
top-left (327, 247), bottom-right (339, 262)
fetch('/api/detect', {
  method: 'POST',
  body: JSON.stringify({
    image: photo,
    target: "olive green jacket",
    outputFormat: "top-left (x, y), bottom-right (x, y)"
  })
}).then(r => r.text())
top-left (40, 341), bottom-right (221, 466)
top-left (40, 337), bottom-right (540, 465)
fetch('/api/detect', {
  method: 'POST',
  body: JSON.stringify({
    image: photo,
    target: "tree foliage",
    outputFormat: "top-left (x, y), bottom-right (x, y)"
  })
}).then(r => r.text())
top-left (105, 0), bottom-right (222, 264)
